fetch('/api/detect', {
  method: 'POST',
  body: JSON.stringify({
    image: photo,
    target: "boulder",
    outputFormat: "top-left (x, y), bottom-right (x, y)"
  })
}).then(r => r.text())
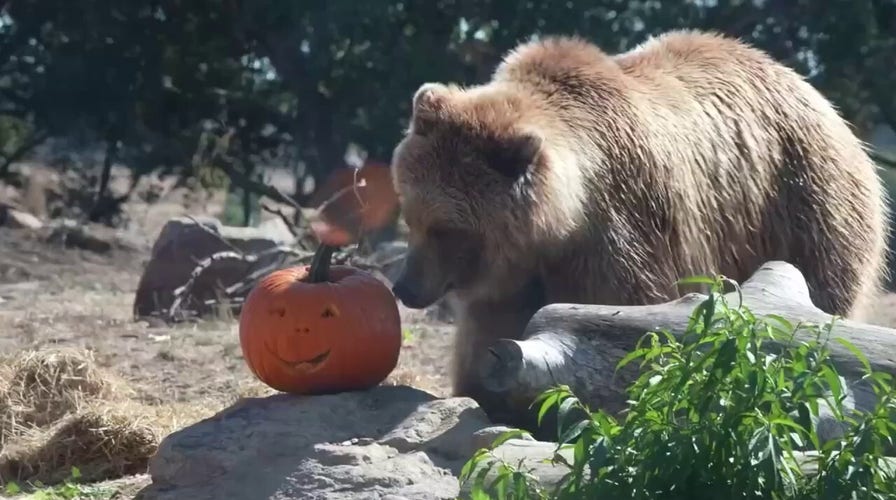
top-left (132, 216), bottom-right (296, 320)
top-left (135, 385), bottom-right (494, 500)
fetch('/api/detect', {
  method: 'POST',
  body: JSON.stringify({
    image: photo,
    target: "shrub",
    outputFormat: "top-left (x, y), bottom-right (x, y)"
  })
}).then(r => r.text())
top-left (460, 276), bottom-right (896, 499)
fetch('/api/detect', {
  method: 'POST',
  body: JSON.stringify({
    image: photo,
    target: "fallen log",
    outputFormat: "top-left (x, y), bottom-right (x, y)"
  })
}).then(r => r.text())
top-left (474, 260), bottom-right (896, 442)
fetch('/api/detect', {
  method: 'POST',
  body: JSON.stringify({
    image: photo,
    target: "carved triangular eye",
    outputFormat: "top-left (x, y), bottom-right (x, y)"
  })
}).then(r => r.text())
top-left (321, 304), bottom-right (340, 318)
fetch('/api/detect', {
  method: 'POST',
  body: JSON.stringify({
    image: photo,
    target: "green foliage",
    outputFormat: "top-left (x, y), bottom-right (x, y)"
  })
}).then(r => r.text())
top-left (0, 115), bottom-right (31, 156)
top-left (0, 1), bottom-right (894, 226)
top-left (2, 1), bottom-right (894, 194)
top-left (3, 467), bottom-right (117, 500)
top-left (460, 276), bottom-right (896, 499)
top-left (402, 327), bottom-right (417, 345)
top-left (220, 186), bottom-right (260, 227)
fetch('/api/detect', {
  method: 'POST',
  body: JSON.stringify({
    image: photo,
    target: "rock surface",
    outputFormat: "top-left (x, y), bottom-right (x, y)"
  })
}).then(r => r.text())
top-left (132, 216), bottom-right (297, 320)
top-left (135, 386), bottom-right (494, 500)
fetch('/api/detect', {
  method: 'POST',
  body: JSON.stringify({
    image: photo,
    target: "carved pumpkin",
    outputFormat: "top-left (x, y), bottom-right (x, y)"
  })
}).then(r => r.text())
top-left (238, 245), bottom-right (402, 394)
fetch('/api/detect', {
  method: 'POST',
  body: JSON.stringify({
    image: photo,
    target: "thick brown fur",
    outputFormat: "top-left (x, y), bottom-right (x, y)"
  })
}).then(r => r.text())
top-left (389, 30), bottom-right (892, 400)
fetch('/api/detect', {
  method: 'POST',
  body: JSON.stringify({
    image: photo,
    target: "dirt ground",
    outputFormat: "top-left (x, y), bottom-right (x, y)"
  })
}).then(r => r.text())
top-left (0, 206), bottom-right (456, 411)
top-left (2, 176), bottom-right (896, 497)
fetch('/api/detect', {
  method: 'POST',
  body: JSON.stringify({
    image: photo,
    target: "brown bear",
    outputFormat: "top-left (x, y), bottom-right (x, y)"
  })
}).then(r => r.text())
top-left (388, 29), bottom-right (891, 401)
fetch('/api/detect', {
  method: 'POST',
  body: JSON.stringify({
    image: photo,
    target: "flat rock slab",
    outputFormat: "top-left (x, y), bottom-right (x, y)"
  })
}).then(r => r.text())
top-left (136, 385), bottom-right (494, 500)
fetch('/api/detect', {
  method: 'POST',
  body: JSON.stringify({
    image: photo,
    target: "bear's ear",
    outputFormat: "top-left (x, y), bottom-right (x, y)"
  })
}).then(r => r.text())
top-left (410, 83), bottom-right (452, 137)
top-left (484, 133), bottom-right (543, 179)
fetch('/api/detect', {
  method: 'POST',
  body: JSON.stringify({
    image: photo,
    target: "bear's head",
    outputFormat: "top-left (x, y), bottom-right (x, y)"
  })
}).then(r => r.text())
top-left (388, 82), bottom-right (554, 308)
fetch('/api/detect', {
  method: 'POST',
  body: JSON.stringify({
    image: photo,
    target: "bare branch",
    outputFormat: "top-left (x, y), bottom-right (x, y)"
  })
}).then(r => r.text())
top-left (168, 244), bottom-right (315, 322)
top-left (260, 202), bottom-right (300, 237)
top-left (315, 175), bottom-right (367, 214)
top-left (184, 215), bottom-right (245, 255)
top-left (217, 156), bottom-right (303, 212)
top-left (169, 251), bottom-right (248, 321)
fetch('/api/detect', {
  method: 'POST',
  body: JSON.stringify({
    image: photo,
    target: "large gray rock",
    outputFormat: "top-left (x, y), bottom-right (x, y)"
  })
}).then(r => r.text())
top-left (132, 216), bottom-right (296, 320)
top-left (136, 386), bottom-right (494, 500)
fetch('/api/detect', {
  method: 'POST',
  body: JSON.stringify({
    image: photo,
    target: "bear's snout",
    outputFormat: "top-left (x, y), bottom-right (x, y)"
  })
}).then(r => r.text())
top-left (392, 280), bottom-right (420, 308)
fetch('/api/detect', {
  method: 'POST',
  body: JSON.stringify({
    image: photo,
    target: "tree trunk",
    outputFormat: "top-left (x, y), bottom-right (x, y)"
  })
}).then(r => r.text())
top-left (88, 139), bottom-right (121, 223)
top-left (96, 139), bottom-right (117, 202)
top-left (473, 261), bottom-right (896, 443)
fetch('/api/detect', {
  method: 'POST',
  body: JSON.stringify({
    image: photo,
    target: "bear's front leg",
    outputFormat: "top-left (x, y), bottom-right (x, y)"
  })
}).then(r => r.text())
top-left (450, 285), bottom-right (545, 401)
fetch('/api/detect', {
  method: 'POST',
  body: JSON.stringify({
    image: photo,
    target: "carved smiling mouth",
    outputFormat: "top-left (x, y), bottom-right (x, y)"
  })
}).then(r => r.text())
top-left (272, 349), bottom-right (332, 373)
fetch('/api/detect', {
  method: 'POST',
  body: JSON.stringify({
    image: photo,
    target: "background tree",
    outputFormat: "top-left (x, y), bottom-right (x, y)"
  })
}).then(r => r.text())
top-left (0, 0), bottom-right (893, 223)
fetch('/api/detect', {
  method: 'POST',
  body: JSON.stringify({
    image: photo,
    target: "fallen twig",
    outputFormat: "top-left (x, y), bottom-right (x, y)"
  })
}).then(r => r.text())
top-left (260, 203), bottom-right (300, 238)
top-left (168, 245), bottom-right (315, 321)
top-left (184, 215), bottom-right (244, 255)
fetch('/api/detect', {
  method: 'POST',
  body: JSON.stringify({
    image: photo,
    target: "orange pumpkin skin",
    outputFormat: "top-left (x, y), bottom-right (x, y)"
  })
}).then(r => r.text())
top-left (238, 264), bottom-right (402, 394)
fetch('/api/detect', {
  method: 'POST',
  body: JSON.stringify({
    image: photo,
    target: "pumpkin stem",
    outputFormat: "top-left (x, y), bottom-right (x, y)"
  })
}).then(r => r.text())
top-left (308, 244), bottom-right (337, 283)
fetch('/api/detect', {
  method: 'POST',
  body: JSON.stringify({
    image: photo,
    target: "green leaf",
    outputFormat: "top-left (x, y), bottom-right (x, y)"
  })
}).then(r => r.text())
top-left (459, 448), bottom-right (493, 483)
top-left (833, 337), bottom-right (872, 375)
top-left (764, 314), bottom-right (795, 334)
top-left (470, 489), bottom-right (493, 500)
top-left (676, 275), bottom-right (719, 287)
top-left (617, 346), bottom-right (652, 370)
top-left (4, 482), bottom-right (21, 495)
top-left (492, 429), bottom-right (534, 450)
top-left (557, 395), bottom-right (580, 437)
top-left (821, 367), bottom-right (844, 403)
top-left (770, 417), bottom-right (810, 435)
top-left (559, 419), bottom-right (590, 445)
top-left (537, 392), bottom-right (560, 427)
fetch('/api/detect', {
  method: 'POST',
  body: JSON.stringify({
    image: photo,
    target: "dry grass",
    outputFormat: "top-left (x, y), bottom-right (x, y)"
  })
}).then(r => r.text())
top-left (0, 348), bottom-right (125, 444)
top-left (383, 366), bottom-right (444, 396)
top-left (0, 348), bottom-right (216, 488)
top-left (0, 343), bottom-right (444, 489)
top-left (1, 407), bottom-right (156, 485)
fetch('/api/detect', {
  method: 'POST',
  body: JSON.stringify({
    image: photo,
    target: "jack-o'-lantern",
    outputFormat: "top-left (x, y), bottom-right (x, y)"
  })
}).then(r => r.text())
top-left (238, 244), bottom-right (402, 394)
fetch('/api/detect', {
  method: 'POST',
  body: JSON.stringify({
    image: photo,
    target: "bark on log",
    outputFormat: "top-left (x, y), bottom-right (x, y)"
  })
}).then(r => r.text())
top-left (474, 260), bottom-right (896, 442)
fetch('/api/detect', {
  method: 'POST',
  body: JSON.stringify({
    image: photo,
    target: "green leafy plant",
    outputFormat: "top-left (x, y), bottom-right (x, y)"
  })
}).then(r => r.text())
top-left (3, 467), bottom-right (117, 500)
top-left (402, 327), bottom-right (417, 345)
top-left (460, 275), bottom-right (896, 499)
